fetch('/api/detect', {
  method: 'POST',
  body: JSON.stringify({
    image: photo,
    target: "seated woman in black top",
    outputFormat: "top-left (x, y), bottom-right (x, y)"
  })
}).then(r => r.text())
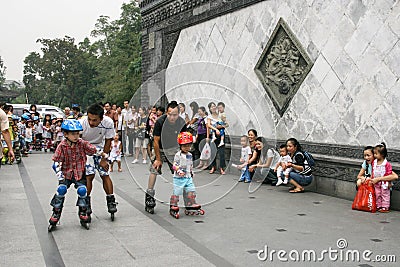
top-left (286, 138), bottom-right (313, 193)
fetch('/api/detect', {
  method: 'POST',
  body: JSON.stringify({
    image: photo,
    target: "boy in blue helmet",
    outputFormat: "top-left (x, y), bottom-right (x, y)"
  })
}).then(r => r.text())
top-left (48, 119), bottom-right (107, 231)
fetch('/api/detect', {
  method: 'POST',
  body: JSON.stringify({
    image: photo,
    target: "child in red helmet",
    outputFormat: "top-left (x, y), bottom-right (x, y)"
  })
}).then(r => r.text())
top-left (169, 131), bottom-right (205, 219)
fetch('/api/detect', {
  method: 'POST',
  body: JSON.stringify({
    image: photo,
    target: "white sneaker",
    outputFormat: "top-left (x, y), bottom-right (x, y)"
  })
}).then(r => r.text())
top-left (231, 163), bottom-right (238, 168)
top-left (218, 141), bottom-right (224, 147)
top-left (132, 159), bottom-right (138, 164)
top-left (142, 159), bottom-right (147, 164)
top-left (283, 178), bottom-right (288, 184)
top-left (276, 178), bottom-right (284, 186)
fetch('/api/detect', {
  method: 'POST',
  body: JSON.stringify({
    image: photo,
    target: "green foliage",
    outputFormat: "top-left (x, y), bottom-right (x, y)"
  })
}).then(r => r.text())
top-left (22, 0), bottom-right (142, 110)
top-left (91, 2), bottom-right (142, 105)
top-left (23, 37), bottom-right (96, 107)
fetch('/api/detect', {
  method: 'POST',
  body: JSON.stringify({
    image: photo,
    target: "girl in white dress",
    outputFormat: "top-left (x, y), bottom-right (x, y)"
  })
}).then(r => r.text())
top-left (109, 134), bottom-right (122, 172)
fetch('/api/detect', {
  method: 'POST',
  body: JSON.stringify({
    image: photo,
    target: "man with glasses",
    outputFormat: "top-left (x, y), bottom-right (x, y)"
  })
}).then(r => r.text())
top-left (145, 101), bottom-right (187, 214)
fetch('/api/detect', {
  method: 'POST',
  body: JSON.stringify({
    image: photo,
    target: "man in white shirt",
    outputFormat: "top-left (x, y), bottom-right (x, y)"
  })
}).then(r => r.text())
top-left (124, 105), bottom-right (137, 156)
top-left (121, 100), bottom-right (130, 155)
top-left (80, 103), bottom-right (117, 218)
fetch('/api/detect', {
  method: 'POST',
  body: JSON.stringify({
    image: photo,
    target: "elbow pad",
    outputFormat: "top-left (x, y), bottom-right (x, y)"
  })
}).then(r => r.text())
top-left (172, 165), bottom-right (179, 172)
top-left (52, 162), bottom-right (64, 180)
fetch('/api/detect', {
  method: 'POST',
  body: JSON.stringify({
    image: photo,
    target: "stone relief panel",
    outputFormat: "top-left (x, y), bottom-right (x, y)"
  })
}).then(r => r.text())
top-left (255, 18), bottom-right (313, 116)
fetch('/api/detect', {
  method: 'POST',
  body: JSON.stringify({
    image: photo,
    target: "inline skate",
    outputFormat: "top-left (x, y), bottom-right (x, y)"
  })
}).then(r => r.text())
top-left (106, 195), bottom-right (118, 221)
top-left (13, 136), bottom-right (22, 164)
top-left (79, 207), bottom-right (90, 230)
top-left (48, 208), bottom-right (62, 232)
top-left (169, 195), bottom-right (180, 219)
top-left (145, 189), bottom-right (156, 214)
top-left (48, 194), bottom-right (64, 232)
top-left (183, 191), bottom-right (204, 216)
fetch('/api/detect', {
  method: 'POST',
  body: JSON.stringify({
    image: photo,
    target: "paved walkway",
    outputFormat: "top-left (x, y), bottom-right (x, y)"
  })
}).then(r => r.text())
top-left (0, 152), bottom-right (399, 266)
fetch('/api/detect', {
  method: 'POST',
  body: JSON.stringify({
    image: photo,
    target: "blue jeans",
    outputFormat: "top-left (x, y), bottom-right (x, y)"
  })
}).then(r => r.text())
top-left (239, 166), bottom-right (250, 182)
top-left (289, 172), bottom-right (313, 186)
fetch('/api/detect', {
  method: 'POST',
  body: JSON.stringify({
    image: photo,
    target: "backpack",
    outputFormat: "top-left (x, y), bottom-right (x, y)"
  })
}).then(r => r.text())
top-left (303, 151), bottom-right (315, 167)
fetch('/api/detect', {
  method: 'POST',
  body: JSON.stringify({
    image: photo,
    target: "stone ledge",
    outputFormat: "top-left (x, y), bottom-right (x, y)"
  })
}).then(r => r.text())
top-left (223, 136), bottom-right (400, 210)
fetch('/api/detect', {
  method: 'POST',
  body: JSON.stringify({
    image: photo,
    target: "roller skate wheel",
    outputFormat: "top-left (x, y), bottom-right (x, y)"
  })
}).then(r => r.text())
top-left (146, 207), bottom-right (154, 214)
top-left (175, 213), bottom-right (180, 219)
top-left (185, 210), bottom-right (189, 215)
top-left (199, 209), bottom-right (205, 215)
top-left (48, 224), bottom-right (55, 232)
top-left (81, 222), bottom-right (90, 230)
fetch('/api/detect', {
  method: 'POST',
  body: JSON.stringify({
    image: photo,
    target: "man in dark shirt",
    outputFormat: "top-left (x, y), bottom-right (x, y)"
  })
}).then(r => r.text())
top-left (145, 101), bottom-right (187, 213)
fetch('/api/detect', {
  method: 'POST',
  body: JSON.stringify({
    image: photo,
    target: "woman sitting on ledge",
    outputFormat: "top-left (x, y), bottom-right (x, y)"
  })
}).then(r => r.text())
top-left (249, 137), bottom-right (278, 184)
top-left (286, 138), bottom-right (313, 193)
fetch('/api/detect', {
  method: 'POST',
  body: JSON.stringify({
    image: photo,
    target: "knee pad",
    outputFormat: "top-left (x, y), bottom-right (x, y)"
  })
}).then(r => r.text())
top-left (57, 184), bottom-right (68, 196)
top-left (77, 185), bottom-right (87, 197)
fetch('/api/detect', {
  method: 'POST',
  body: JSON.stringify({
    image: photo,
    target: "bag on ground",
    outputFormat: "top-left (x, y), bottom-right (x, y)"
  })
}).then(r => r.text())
top-left (352, 180), bottom-right (377, 213)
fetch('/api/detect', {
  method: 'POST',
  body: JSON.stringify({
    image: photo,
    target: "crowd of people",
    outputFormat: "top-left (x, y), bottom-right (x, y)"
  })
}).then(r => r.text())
top-left (0, 103), bottom-right (87, 164)
top-left (1, 99), bottom-right (399, 225)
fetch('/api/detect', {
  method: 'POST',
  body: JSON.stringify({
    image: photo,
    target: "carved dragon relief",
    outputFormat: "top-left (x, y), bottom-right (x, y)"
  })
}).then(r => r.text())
top-left (264, 36), bottom-right (305, 95)
top-left (255, 18), bottom-right (313, 116)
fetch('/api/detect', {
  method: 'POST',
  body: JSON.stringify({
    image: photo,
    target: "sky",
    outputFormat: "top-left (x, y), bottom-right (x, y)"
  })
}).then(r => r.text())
top-left (0, 0), bottom-right (131, 81)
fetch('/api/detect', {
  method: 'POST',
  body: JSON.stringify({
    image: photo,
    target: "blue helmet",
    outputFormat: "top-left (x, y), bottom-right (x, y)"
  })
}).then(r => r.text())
top-left (61, 119), bottom-right (83, 132)
top-left (21, 113), bottom-right (31, 120)
top-left (33, 116), bottom-right (39, 121)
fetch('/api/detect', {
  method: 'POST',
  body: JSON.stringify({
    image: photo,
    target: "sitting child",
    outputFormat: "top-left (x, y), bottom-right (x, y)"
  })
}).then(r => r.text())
top-left (233, 135), bottom-right (252, 183)
top-left (274, 144), bottom-right (292, 186)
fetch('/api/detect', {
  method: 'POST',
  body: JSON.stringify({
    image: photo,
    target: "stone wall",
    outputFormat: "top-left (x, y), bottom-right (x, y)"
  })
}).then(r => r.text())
top-left (140, 0), bottom-right (400, 208)
top-left (165, 0), bottom-right (400, 149)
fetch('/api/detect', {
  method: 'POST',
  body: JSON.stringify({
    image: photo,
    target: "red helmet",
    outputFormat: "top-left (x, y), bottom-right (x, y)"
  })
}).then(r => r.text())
top-left (177, 132), bottom-right (193, 145)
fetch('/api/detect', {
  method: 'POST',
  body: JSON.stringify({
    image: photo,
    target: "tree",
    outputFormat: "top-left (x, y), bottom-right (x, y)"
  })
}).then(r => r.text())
top-left (90, 2), bottom-right (142, 104)
top-left (22, 0), bottom-right (142, 108)
top-left (23, 37), bottom-right (97, 108)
